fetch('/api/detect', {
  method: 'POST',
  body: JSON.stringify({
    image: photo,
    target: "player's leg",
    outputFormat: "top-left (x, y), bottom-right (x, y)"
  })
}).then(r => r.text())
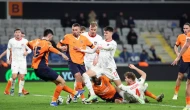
top-left (4, 77), bottom-right (12, 95)
top-left (144, 90), bottom-right (164, 102)
top-left (83, 66), bottom-right (101, 102)
top-left (17, 73), bottom-right (29, 95)
top-left (10, 73), bottom-right (17, 96)
top-left (18, 74), bottom-right (25, 96)
top-left (173, 59), bottom-right (187, 100)
top-left (183, 69), bottom-right (190, 110)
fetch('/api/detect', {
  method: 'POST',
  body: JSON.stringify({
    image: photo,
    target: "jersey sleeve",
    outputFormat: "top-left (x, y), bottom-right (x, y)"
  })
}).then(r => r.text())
top-left (48, 42), bottom-right (60, 54)
top-left (101, 41), bottom-right (117, 50)
top-left (85, 37), bottom-right (94, 48)
top-left (7, 39), bottom-right (12, 49)
top-left (138, 77), bottom-right (145, 85)
top-left (60, 35), bottom-right (69, 44)
top-left (175, 35), bottom-right (180, 46)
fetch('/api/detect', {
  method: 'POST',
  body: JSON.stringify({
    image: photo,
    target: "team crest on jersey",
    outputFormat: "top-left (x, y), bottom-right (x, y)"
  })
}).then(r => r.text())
top-left (94, 41), bottom-right (97, 45)
top-left (80, 40), bottom-right (83, 43)
top-left (107, 44), bottom-right (109, 46)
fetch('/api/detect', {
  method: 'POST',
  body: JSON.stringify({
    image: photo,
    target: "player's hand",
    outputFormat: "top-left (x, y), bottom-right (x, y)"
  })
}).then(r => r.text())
top-left (97, 46), bottom-right (103, 50)
top-left (93, 58), bottom-right (98, 66)
top-left (23, 51), bottom-right (28, 56)
top-left (171, 57), bottom-right (180, 66)
top-left (60, 46), bottom-right (67, 52)
top-left (73, 46), bottom-right (81, 51)
top-left (128, 64), bottom-right (136, 69)
top-left (6, 60), bottom-right (11, 65)
top-left (61, 54), bottom-right (69, 60)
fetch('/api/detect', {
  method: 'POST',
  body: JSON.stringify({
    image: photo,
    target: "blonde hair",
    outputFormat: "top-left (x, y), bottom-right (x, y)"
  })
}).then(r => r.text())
top-left (90, 21), bottom-right (98, 27)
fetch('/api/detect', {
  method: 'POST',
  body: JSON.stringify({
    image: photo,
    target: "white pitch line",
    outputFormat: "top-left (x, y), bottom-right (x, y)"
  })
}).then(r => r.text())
top-left (32, 94), bottom-right (185, 108)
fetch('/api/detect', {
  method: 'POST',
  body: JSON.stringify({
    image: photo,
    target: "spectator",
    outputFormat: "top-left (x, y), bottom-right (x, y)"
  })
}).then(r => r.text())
top-left (77, 13), bottom-right (87, 27)
top-left (180, 13), bottom-right (189, 31)
top-left (140, 49), bottom-right (149, 62)
top-left (149, 45), bottom-right (161, 62)
top-left (116, 12), bottom-right (127, 28)
top-left (98, 13), bottom-right (109, 28)
top-left (127, 28), bottom-right (138, 52)
top-left (61, 13), bottom-right (71, 27)
top-left (127, 16), bottom-right (135, 28)
top-left (119, 47), bottom-right (131, 63)
top-left (88, 10), bottom-right (97, 24)
top-left (80, 26), bottom-right (86, 34)
top-left (112, 28), bottom-right (122, 44)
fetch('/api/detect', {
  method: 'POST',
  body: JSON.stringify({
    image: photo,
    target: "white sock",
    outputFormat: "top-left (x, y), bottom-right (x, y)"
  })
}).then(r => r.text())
top-left (9, 78), bottom-right (13, 81)
top-left (119, 91), bottom-right (125, 99)
top-left (11, 79), bottom-right (16, 90)
top-left (19, 80), bottom-right (25, 93)
top-left (82, 73), bottom-right (95, 95)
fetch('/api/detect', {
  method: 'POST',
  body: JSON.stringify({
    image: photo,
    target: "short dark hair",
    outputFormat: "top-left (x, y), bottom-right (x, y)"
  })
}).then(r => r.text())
top-left (184, 22), bottom-right (190, 27)
top-left (104, 26), bottom-right (113, 32)
top-left (124, 72), bottom-right (136, 81)
top-left (21, 31), bottom-right (25, 34)
top-left (44, 29), bottom-right (54, 36)
top-left (80, 26), bottom-right (86, 31)
top-left (14, 28), bottom-right (21, 33)
top-left (72, 23), bottom-right (80, 27)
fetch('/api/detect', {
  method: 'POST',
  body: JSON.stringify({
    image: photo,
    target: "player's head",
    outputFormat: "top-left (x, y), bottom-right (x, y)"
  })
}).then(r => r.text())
top-left (104, 26), bottom-right (113, 41)
top-left (183, 23), bottom-right (190, 35)
top-left (44, 29), bottom-right (54, 41)
top-left (21, 31), bottom-right (25, 38)
top-left (80, 26), bottom-right (86, 34)
top-left (124, 72), bottom-right (136, 85)
top-left (91, 77), bottom-right (101, 85)
top-left (72, 23), bottom-right (81, 37)
top-left (14, 28), bottom-right (22, 39)
top-left (89, 21), bottom-right (98, 37)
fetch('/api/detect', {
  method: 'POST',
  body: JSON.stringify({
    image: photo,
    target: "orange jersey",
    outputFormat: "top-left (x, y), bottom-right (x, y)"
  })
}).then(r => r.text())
top-left (57, 34), bottom-right (93, 64)
top-left (176, 34), bottom-right (190, 62)
top-left (93, 75), bottom-right (116, 99)
top-left (27, 39), bottom-right (60, 69)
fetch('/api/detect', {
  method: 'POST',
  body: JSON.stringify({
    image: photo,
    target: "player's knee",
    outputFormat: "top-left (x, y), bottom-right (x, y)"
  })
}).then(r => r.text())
top-left (187, 79), bottom-right (190, 85)
top-left (177, 73), bottom-right (184, 80)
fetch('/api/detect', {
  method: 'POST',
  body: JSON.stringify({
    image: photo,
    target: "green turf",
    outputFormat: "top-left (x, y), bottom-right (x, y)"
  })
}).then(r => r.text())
top-left (0, 81), bottom-right (187, 110)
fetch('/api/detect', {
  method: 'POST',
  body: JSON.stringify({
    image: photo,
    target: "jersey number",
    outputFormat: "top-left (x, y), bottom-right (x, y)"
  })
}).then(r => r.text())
top-left (136, 89), bottom-right (141, 97)
top-left (34, 46), bottom-right (41, 57)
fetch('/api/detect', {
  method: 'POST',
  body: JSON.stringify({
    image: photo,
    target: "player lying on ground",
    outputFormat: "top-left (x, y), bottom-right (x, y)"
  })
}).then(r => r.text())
top-left (122, 64), bottom-right (164, 103)
top-left (90, 75), bottom-right (164, 104)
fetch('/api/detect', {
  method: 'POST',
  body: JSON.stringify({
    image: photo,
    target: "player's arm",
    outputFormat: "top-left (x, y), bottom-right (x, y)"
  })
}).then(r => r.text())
top-left (23, 44), bottom-right (32, 56)
top-left (99, 43), bottom-right (117, 51)
top-left (177, 37), bottom-right (190, 59)
top-left (0, 50), bottom-right (7, 59)
top-left (6, 40), bottom-right (12, 64)
top-left (57, 36), bottom-right (69, 51)
top-left (174, 35), bottom-right (180, 56)
top-left (128, 64), bottom-right (146, 80)
top-left (49, 46), bottom-right (69, 60)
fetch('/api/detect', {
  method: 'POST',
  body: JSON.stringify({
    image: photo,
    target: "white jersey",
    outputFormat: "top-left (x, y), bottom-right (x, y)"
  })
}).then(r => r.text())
top-left (82, 32), bottom-right (102, 63)
top-left (125, 77), bottom-right (146, 99)
top-left (7, 38), bottom-right (30, 62)
top-left (97, 40), bottom-right (117, 69)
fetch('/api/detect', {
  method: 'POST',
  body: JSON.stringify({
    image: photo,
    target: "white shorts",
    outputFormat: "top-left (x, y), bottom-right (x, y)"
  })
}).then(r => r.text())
top-left (11, 61), bottom-right (27, 74)
top-left (91, 65), bottom-right (120, 80)
top-left (84, 61), bottom-right (93, 70)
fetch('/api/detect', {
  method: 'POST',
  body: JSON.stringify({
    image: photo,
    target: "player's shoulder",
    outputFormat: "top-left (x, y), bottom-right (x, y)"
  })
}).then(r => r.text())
top-left (96, 34), bottom-right (103, 39)
top-left (81, 32), bottom-right (88, 36)
top-left (177, 34), bottom-right (185, 38)
top-left (64, 34), bottom-right (73, 38)
top-left (110, 40), bottom-right (117, 45)
top-left (8, 38), bottom-right (15, 42)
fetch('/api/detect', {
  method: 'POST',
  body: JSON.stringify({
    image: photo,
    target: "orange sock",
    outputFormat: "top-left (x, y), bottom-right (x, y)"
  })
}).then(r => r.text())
top-left (5, 80), bottom-right (11, 92)
top-left (145, 90), bottom-right (157, 100)
top-left (75, 82), bottom-right (85, 99)
top-left (186, 97), bottom-right (190, 105)
top-left (175, 86), bottom-right (180, 94)
top-left (62, 85), bottom-right (76, 95)
top-left (52, 85), bottom-right (63, 102)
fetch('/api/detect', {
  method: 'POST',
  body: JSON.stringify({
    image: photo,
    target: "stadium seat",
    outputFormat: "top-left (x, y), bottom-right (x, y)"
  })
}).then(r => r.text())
top-left (53, 36), bottom-right (60, 43)
top-left (31, 20), bottom-right (42, 28)
top-left (65, 27), bottom-right (72, 34)
top-left (147, 20), bottom-right (158, 32)
top-left (117, 44), bottom-right (123, 51)
top-left (169, 36), bottom-right (177, 47)
top-left (42, 20), bottom-right (51, 28)
top-left (0, 28), bottom-right (5, 36)
top-left (173, 28), bottom-right (182, 37)
top-left (167, 20), bottom-right (179, 28)
top-left (51, 19), bottom-right (61, 28)
top-left (135, 20), bottom-right (147, 31)
top-left (0, 36), bottom-right (9, 44)
top-left (6, 27), bottom-right (14, 37)
top-left (133, 28), bottom-right (140, 36)
top-left (122, 28), bottom-right (130, 37)
top-left (109, 20), bottom-right (116, 28)
top-left (157, 20), bottom-right (167, 32)
top-left (50, 53), bottom-right (61, 62)
top-left (163, 28), bottom-right (173, 39)
top-left (55, 27), bottom-right (64, 37)
top-left (11, 19), bottom-right (22, 28)
top-left (35, 27), bottom-right (44, 37)
top-left (97, 28), bottom-right (103, 36)
top-left (22, 20), bottom-right (32, 28)
top-left (1, 19), bottom-right (12, 28)
top-left (133, 44), bottom-right (142, 53)
top-left (30, 36), bottom-right (38, 40)
top-left (26, 27), bottom-right (35, 37)
top-left (123, 44), bottom-right (133, 53)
